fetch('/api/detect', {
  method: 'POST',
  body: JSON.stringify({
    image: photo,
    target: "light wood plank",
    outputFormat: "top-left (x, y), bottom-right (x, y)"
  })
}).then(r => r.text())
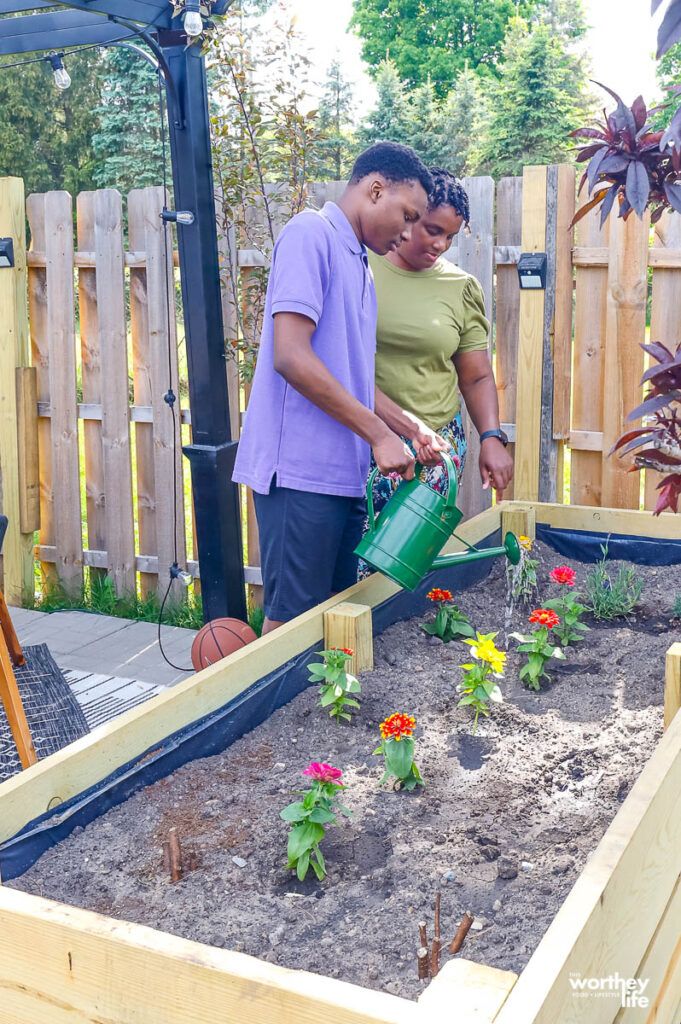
top-left (94, 190), bottom-right (135, 595)
top-left (514, 166), bottom-right (547, 500)
top-left (572, 246), bottom-right (609, 267)
top-left (569, 430), bottom-right (604, 452)
top-left (495, 176), bottom-right (523, 502)
top-left (418, 959), bottom-right (517, 1022)
top-left (323, 602), bottom-right (374, 673)
top-left (664, 643), bottom-right (681, 731)
top-left (28, 249), bottom-right (181, 269)
top-left (457, 176), bottom-right (495, 520)
top-left (15, 367), bottom-right (40, 533)
top-left (571, 205), bottom-right (609, 506)
top-left (0, 177), bottom-right (33, 605)
top-left (44, 190), bottom-right (82, 596)
top-left (618, 874), bottom-right (681, 1024)
top-left (501, 506), bottom-right (536, 542)
top-left (644, 211), bottom-right (681, 511)
top-left (76, 192), bottom-right (107, 588)
top-left (517, 500), bottom-right (681, 539)
top-left (0, 504), bottom-right (500, 844)
top-left (647, 247), bottom-right (681, 268)
top-left (601, 212), bottom-right (649, 508)
top-left (0, 885), bottom-right (421, 1024)
top-left (495, 709), bottom-right (681, 1024)
top-left (26, 193), bottom-right (57, 592)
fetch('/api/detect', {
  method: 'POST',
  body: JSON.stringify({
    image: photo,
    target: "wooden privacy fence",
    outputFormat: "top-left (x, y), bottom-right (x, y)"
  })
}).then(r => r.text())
top-left (0, 166), bottom-right (678, 608)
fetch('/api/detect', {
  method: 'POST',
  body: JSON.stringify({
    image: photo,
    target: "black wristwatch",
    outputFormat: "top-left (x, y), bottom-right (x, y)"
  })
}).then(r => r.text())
top-left (479, 428), bottom-right (509, 448)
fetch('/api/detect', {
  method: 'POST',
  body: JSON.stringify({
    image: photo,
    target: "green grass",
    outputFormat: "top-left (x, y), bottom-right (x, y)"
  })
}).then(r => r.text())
top-left (28, 570), bottom-right (205, 629)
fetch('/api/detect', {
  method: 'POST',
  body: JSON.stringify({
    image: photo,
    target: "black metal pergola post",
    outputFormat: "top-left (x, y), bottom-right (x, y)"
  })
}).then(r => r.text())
top-left (0, 0), bottom-right (247, 623)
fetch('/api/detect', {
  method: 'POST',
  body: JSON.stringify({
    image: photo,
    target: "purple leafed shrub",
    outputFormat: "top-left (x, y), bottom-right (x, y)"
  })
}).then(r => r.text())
top-left (570, 85), bottom-right (681, 226)
top-left (610, 342), bottom-right (681, 515)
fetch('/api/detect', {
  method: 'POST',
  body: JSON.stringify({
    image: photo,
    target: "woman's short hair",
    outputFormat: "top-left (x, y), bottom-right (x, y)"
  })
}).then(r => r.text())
top-left (428, 167), bottom-right (470, 229)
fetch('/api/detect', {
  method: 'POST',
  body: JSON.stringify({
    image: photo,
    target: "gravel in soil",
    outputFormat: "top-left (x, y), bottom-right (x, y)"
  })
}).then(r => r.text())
top-left (9, 542), bottom-right (681, 1001)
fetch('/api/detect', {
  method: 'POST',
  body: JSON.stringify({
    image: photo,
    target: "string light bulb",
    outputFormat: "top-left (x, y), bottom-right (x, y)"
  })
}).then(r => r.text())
top-left (183, 2), bottom-right (203, 38)
top-left (48, 53), bottom-right (71, 90)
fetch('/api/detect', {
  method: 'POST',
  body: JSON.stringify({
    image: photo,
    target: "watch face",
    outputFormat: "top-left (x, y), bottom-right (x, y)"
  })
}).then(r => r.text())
top-left (499, 430), bottom-right (509, 447)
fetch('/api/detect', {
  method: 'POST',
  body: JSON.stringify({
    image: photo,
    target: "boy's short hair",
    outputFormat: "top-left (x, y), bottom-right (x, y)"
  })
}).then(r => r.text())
top-left (349, 142), bottom-right (433, 195)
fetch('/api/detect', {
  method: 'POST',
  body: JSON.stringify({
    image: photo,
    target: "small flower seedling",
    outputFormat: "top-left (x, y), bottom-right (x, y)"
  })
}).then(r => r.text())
top-left (511, 609), bottom-right (566, 691)
top-left (456, 631), bottom-right (505, 734)
top-left (280, 763), bottom-right (352, 881)
top-left (422, 588), bottom-right (475, 643)
top-left (308, 647), bottom-right (361, 723)
top-left (544, 566), bottom-right (590, 647)
top-left (506, 536), bottom-right (539, 605)
top-left (374, 713), bottom-right (424, 791)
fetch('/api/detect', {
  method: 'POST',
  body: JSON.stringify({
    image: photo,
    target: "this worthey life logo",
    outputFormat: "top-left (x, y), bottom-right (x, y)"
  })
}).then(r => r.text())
top-left (569, 973), bottom-right (650, 1008)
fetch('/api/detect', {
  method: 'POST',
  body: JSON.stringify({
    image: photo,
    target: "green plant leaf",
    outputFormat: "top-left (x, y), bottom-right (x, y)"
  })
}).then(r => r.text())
top-left (384, 737), bottom-right (415, 779)
top-left (458, 693), bottom-right (478, 706)
top-left (296, 848), bottom-right (310, 881)
top-left (280, 801), bottom-right (307, 822)
top-left (287, 821), bottom-right (325, 862)
top-left (309, 806), bottom-right (335, 824)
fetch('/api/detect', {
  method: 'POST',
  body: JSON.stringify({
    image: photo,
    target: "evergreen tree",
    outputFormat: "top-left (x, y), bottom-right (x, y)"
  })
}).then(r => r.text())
top-left (0, 48), bottom-right (104, 196)
top-left (357, 58), bottom-right (411, 148)
top-left (92, 46), bottom-right (165, 195)
top-left (314, 59), bottom-right (355, 180)
top-left (474, 18), bottom-right (587, 177)
top-left (440, 66), bottom-right (488, 176)
top-left (408, 78), bottom-right (446, 166)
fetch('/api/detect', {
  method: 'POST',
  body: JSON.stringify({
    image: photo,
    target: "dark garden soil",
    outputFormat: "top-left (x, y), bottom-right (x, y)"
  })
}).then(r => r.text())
top-left (9, 542), bottom-right (681, 1001)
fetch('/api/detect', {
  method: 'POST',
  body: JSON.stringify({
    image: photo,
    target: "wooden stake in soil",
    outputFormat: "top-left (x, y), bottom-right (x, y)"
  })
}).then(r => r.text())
top-left (417, 947), bottom-right (429, 981)
top-left (168, 828), bottom-right (182, 883)
top-left (449, 910), bottom-right (474, 954)
top-left (431, 891), bottom-right (442, 978)
top-left (418, 921), bottom-right (428, 950)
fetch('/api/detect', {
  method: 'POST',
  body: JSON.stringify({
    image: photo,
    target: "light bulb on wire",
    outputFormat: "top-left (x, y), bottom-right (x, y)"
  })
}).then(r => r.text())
top-left (48, 54), bottom-right (71, 90)
top-left (183, 4), bottom-right (204, 37)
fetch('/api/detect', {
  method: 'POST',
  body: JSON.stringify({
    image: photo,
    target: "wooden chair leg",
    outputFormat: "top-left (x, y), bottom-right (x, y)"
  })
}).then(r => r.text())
top-left (0, 637), bottom-right (36, 768)
top-left (0, 587), bottom-right (25, 666)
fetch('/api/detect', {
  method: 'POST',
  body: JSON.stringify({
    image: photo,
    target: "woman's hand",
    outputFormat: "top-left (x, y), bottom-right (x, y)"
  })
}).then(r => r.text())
top-left (407, 417), bottom-right (450, 467)
top-left (479, 437), bottom-right (514, 495)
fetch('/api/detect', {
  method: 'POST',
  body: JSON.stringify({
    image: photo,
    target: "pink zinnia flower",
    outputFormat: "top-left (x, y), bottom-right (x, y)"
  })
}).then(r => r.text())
top-left (549, 566), bottom-right (576, 586)
top-left (302, 762), bottom-right (342, 783)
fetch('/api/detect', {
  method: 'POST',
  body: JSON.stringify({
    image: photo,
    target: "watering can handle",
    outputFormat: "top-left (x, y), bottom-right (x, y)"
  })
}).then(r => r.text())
top-left (365, 448), bottom-right (459, 531)
top-left (414, 449), bottom-right (459, 510)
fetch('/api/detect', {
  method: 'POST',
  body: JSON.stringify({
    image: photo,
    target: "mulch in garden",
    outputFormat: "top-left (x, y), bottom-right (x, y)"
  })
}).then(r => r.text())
top-left (9, 540), bottom-right (680, 1001)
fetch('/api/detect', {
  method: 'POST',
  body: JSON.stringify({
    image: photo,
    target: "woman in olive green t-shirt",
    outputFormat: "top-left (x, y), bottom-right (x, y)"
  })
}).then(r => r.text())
top-left (367, 168), bottom-right (514, 523)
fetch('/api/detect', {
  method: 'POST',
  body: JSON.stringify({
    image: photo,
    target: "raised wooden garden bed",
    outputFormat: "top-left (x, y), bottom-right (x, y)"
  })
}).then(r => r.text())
top-left (1, 501), bottom-right (680, 1024)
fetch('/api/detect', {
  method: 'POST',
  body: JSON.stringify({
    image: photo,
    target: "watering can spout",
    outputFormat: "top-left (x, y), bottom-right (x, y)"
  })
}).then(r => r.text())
top-left (431, 531), bottom-right (521, 571)
top-left (354, 452), bottom-right (521, 591)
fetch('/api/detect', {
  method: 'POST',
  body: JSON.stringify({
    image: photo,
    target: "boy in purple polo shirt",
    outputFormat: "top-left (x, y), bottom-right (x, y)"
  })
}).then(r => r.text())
top-left (233, 143), bottom-right (447, 632)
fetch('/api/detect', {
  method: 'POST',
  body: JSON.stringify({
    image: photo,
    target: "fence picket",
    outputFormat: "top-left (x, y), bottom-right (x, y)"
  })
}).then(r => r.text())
top-left (601, 212), bottom-right (649, 509)
top-left (77, 193), bottom-right (107, 583)
top-left (44, 191), bottom-right (83, 596)
top-left (571, 207), bottom-right (609, 506)
top-left (94, 189), bottom-right (135, 595)
top-left (457, 175), bottom-right (495, 520)
top-left (128, 187), bottom-right (186, 601)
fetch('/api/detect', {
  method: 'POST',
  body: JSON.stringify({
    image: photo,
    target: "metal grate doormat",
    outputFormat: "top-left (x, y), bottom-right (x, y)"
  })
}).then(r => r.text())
top-left (0, 644), bottom-right (90, 783)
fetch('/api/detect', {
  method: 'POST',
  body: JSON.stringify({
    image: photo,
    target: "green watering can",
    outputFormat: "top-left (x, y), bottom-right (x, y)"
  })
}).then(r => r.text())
top-left (355, 450), bottom-right (521, 592)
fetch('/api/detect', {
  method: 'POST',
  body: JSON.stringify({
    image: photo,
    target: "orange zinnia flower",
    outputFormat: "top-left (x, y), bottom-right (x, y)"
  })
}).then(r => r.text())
top-left (529, 608), bottom-right (560, 629)
top-left (379, 712), bottom-right (416, 742)
top-left (549, 566), bottom-right (576, 586)
top-left (427, 588), bottom-right (453, 603)
top-left (331, 647), bottom-right (354, 656)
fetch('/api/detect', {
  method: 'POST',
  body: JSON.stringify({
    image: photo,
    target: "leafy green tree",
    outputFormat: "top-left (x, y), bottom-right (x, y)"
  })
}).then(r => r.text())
top-left (474, 18), bottom-right (587, 177)
top-left (350, 0), bottom-right (549, 96)
top-left (313, 59), bottom-right (356, 180)
top-left (92, 46), bottom-right (165, 194)
top-left (0, 49), bottom-right (104, 196)
top-left (651, 41), bottom-right (681, 131)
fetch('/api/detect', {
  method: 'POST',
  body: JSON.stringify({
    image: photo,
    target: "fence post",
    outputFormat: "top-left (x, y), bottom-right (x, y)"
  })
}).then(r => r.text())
top-left (515, 164), bottom-right (574, 503)
top-left (664, 643), bottom-right (681, 730)
top-left (0, 178), bottom-right (34, 606)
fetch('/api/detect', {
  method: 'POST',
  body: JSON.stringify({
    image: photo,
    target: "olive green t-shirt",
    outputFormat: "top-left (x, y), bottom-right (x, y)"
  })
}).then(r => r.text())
top-left (369, 252), bottom-right (490, 431)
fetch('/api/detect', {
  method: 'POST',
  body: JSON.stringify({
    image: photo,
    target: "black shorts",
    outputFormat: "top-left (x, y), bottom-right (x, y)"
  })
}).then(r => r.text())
top-left (253, 483), bottom-right (366, 622)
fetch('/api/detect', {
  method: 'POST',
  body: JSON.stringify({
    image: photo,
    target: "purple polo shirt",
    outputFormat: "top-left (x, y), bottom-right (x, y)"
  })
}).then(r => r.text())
top-left (232, 202), bottom-right (377, 497)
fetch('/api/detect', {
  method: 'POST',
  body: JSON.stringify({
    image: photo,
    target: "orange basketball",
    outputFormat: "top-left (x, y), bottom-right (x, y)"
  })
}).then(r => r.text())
top-left (191, 617), bottom-right (257, 671)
